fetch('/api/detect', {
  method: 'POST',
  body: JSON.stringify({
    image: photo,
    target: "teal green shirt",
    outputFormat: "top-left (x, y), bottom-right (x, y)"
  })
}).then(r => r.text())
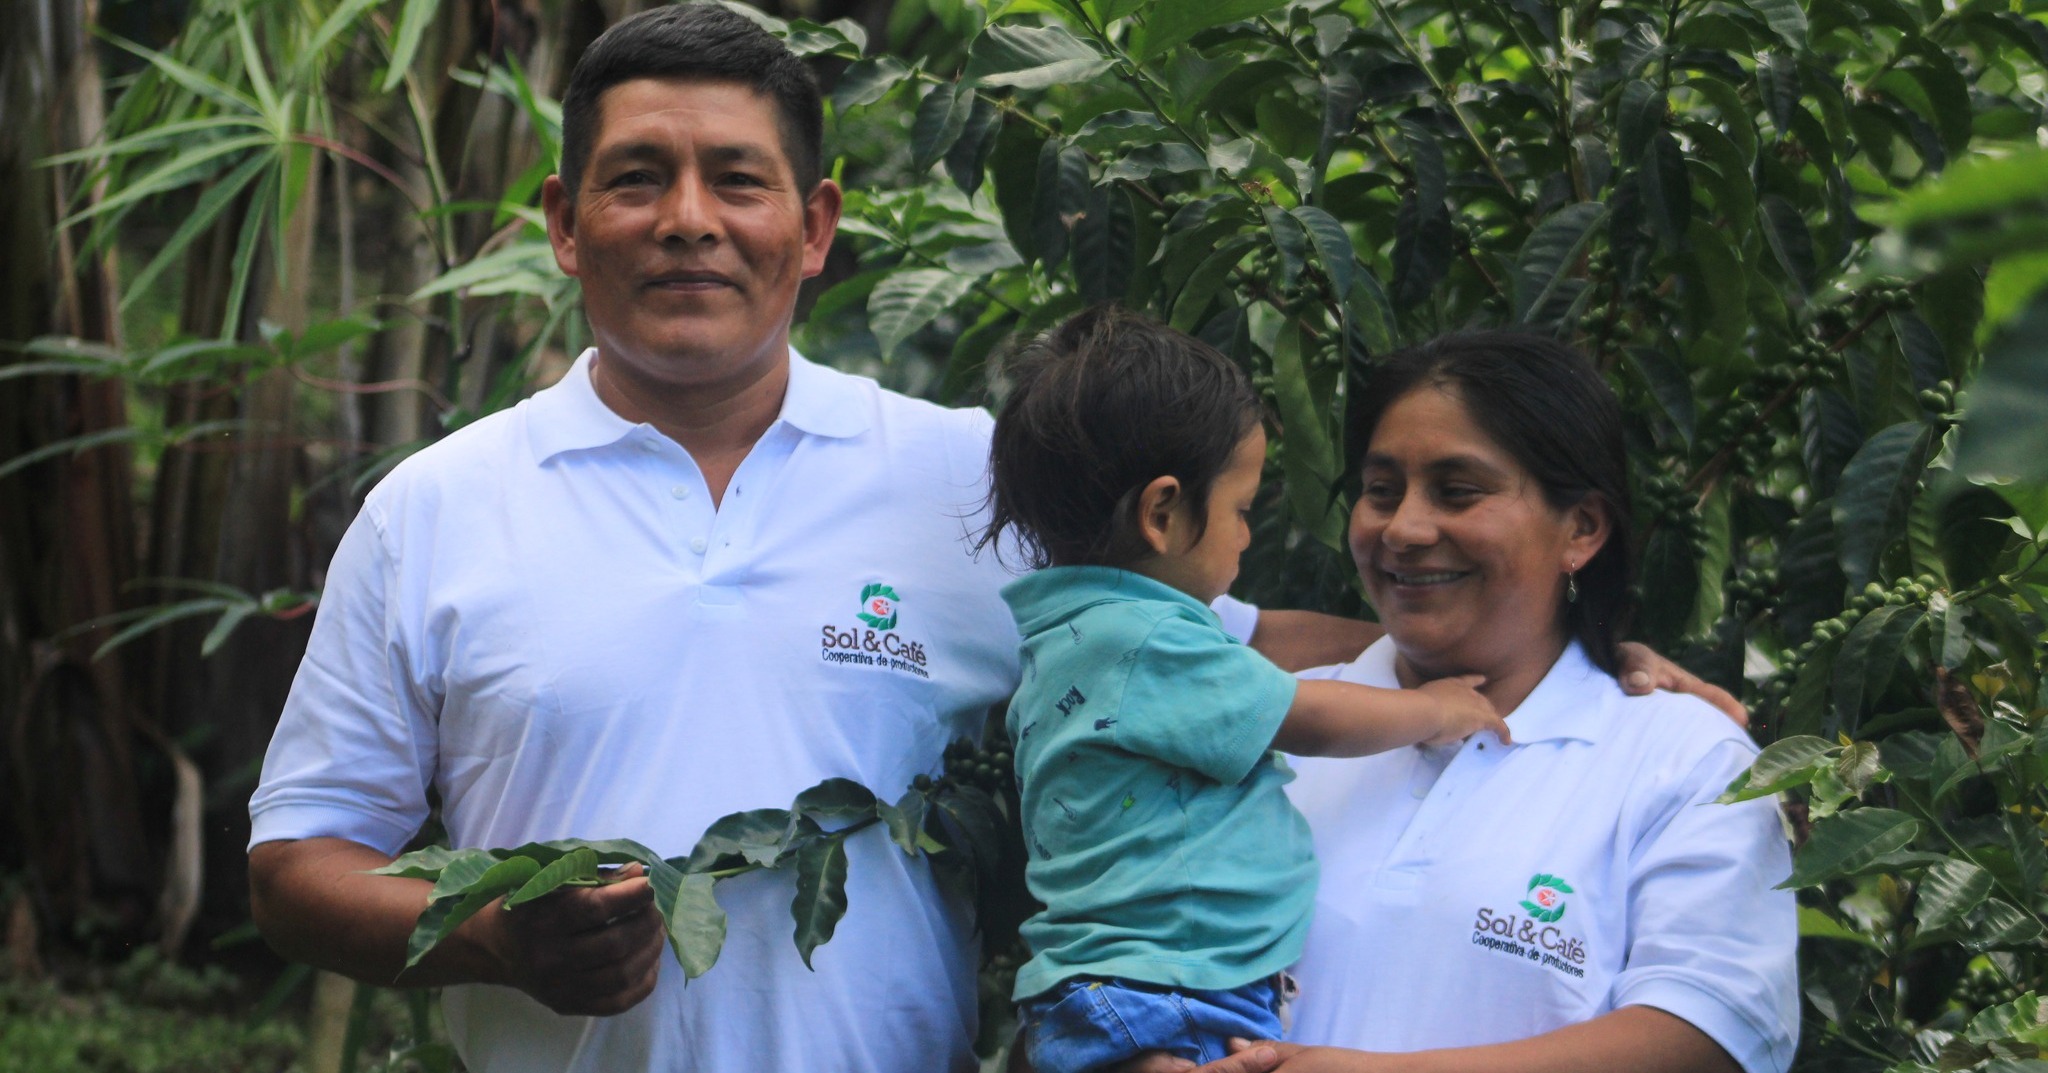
top-left (1002, 566), bottom-right (1316, 1000)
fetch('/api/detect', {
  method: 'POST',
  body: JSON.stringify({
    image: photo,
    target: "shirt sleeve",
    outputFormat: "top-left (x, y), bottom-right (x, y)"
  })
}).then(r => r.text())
top-left (1209, 594), bottom-right (1259, 644)
top-left (246, 503), bottom-right (440, 856)
top-left (1112, 613), bottom-right (1298, 786)
top-left (1611, 735), bottom-right (1800, 1073)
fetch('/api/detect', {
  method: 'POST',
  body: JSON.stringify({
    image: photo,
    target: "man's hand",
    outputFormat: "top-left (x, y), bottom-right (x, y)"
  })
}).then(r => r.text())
top-left (468, 862), bottom-right (665, 1016)
top-left (1615, 642), bottom-right (1747, 726)
top-left (250, 837), bottom-right (665, 1017)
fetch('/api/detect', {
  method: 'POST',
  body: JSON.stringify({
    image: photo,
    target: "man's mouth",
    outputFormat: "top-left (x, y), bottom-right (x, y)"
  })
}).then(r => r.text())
top-left (646, 270), bottom-right (736, 290)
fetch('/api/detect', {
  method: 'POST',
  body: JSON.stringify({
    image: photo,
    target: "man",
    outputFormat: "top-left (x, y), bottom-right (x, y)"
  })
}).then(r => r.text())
top-left (247, 7), bottom-right (1735, 1072)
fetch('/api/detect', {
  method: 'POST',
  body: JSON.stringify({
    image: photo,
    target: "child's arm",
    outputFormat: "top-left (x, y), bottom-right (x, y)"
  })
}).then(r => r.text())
top-left (1272, 676), bottom-right (1509, 757)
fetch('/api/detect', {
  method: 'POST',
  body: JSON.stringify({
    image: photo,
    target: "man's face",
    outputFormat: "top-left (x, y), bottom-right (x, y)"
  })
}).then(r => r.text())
top-left (544, 78), bottom-right (841, 391)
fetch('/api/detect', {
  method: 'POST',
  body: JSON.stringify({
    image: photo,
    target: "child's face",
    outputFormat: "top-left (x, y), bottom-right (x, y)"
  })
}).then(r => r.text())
top-left (1149, 428), bottom-right (1265, 605)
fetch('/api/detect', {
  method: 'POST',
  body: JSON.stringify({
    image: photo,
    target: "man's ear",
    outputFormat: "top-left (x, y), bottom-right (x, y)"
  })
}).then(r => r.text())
top-left (801, 178), bottom-right (843, 280)
top-left (1135, 475), bottom-right (1185, 557)
top-left (543, 175), bottom-right (579, 279)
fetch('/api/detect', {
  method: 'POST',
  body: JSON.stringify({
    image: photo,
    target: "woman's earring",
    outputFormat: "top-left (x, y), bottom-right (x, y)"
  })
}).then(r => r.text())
top-left (1566, 562), bottom-right (1579, 604)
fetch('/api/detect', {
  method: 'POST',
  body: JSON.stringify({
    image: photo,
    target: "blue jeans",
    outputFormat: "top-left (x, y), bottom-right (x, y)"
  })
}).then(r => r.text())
top-left (1019, 977), bottom-right (1286, 1073)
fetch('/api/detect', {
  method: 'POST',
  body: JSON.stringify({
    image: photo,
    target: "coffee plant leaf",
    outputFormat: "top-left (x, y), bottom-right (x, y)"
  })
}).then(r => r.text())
top-left (501, 846), bottom-right (601, 910)
top-left (667, 872), bottom-right (727, 981)
top-left (791, 834), bottom-right (852, 969)
top-left (1782, 807), bottom-right (1921, 889)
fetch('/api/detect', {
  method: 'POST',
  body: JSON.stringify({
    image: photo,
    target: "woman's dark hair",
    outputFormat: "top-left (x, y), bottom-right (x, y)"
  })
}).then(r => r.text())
top-left (981, 306), bottom-right (1264, 571)
top-left (1346, 331), bottom-right (1636, 675)
top-left (558, 3), bottom-right (825, 200)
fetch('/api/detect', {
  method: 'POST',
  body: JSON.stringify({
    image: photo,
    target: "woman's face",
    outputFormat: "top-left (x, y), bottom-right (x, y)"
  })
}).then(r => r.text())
top-left (1349, 384), bottom-right (1609, 686)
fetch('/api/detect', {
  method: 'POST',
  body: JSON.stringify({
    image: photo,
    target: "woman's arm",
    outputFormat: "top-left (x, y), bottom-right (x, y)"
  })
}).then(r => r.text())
top-left (1137, 1006), bottom-right (1739, 1073)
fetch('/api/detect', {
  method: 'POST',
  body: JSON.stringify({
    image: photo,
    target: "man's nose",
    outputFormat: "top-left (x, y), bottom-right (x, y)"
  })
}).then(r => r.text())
top-left (656, 172), bottom-right (720, 245)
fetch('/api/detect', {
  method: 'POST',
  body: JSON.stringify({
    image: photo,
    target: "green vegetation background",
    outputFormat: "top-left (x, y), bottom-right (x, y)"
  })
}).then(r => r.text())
top-left (3, 0), bottom-right (2048, 1069)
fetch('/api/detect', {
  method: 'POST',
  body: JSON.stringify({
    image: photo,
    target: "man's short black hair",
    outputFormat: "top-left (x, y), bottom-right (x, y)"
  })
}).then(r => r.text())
top-left (980, 306), bottom-right (1265, 571)
top-left (558, 3), bottom-right (825, 200)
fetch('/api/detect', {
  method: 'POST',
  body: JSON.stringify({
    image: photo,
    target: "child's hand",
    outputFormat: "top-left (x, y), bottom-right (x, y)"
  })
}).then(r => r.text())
top-left (1417, 674), bottom-right (1510, 746)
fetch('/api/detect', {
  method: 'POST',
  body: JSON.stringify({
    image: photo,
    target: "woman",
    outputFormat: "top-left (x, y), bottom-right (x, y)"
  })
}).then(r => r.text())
top-left (1163, 332), bottom-right (1799, 1073)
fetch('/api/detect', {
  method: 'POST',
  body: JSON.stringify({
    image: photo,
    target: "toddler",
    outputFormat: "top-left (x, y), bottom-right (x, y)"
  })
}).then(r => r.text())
top-left (980, 306), bottom-right (1507, 1073)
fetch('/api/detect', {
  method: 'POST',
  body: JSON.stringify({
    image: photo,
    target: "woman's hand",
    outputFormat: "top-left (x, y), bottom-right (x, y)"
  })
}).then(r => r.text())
top-left (1112, 1042), bottom-right (1287, 1073)
top-left (1615, 642), bottom-right (1746, 726)
top-left (1114, 1040), bottom-right (1382, 1073)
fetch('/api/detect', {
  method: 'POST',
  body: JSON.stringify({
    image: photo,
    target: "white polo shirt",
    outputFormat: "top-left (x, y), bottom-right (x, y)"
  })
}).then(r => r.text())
top-left (249, 348), bottom-right (1024, 1073)
top-left (1285, 640), bottom-right (1798, 1073)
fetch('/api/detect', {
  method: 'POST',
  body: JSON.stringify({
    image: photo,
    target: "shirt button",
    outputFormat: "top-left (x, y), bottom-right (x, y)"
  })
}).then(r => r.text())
top-left (639, 439), bottom-right (658, 453)
top-left (671, 484), bottom-right (691, 500)
top-left (690, 537), bottom-right (707, 554)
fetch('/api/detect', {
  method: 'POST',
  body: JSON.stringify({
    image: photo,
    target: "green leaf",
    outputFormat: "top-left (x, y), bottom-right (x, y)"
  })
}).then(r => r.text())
top-left (1514, 201), bottom-right (1607, 324)
top-left (1259, 205), bottom-right (1308, 289)
top-left (1915, 857), bottom-right (1994, 932)
top-left (1074, 185), bottom-right (1136, 304)
top-left (868, 269), bottom-right (977, 360)
top-left (883, 788), bottom-right (929, 857)
top-left (1797, 906), bottom-right (1882, 948)
top-left (1135, 0), bottom-right (1287, 60)
top-left (1759, 195), bottom-right (1815, 295)
top-left (1833, 423), bottom-right (1932, 589)
top-left (1270, 324), bottom-right (1343, 550)
top-left (404, 856), bottom-right (541, 969)
top-left (1098, 142), bottom-right (1208, 184)
top-left (368, 846), bottom-right (491, 881)
top-left (833, 56), bottom-right (913, 110)
top-left (965, 24), bottom-right (1112, 89)
top-left (790, 834), bottom-right (851, 969)
top-left (1957, 297), bottom-right (2048, 484)
top-left (1032, 140), bottom-right (1090, 272)
top-left (686, 808), bottom-right (795, 872)
top-left (1168, 234), bottom-right (1255, 333)
top-left (1832, 605), bottom-right (1920, 724)
top-left (792, 778), bottom-right (879, 828)
top-left (381, 0), bottom-right (440, 92)
top-left (1721, 735), bottom-right (1839, 801)
top-left (501, 847), bottom-right (601, 909)
top-left (1626, 347), bottom-right (1697, 445)
top-left (1878, 147), bottom-right (2048, 230)
top-left (1963, 899), bottom-right (2046, 953)
top-left (1072, 111), bottom-right (1183, 152)
top-left (198, 603), bottom-right (258, 658)
top-left (1640, 132), bottom-right (1693, 252)
top-left (1292, 206), bottom-right (1358, 304)
top-left (1782, 808), bottom-right (1921, 888)
top-left (944, 96), bottom-right (1003, 199)
top-left (668, 873), bottom-right (727, 980)
top-left (1737, 0), bottom-right (1808, 47)
top-left (1966, 993), bottom-right (2048, 1045)
top-left (911, 82), bottom-right (976, 175)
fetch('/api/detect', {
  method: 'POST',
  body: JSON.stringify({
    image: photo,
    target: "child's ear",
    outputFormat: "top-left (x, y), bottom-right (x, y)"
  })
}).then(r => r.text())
top-left (1135, 475), bottom-right (1185, 557)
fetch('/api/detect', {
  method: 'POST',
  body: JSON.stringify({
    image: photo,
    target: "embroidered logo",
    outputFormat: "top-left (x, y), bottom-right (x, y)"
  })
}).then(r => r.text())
top-left (1521, 874), bottom-right (1573, 924)
top-left (1470, 873), bottom-right (1588, 978)
top-left (858, 583), bottom-right (900, 630)
top-left (819, 582), bottom-right (927, 679)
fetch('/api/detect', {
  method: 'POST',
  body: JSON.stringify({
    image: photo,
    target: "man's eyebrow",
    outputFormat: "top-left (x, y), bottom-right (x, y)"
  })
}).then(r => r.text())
top-left (592, 141), bottom-right (670, 166)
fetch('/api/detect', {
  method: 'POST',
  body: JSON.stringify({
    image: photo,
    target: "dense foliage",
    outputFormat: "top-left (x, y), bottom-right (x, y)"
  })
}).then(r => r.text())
top-left (6, 0), bottom-right (2048, 1069)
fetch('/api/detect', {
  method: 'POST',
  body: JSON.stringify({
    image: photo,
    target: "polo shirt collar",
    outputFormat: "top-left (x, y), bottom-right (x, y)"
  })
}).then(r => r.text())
top-left (1347, 636), bottom-right (1606, 745)
top-left (526, 346), bottom-right (868, 464)
top-left (1002, 566), bottom-right (1209, 636)
top-left (1497, 641), bottom-right (1607, 745)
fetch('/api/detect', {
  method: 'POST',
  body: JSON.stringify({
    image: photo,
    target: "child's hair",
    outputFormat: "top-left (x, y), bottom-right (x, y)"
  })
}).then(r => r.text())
top-left (980, 305), bottom-right (1264, 570)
